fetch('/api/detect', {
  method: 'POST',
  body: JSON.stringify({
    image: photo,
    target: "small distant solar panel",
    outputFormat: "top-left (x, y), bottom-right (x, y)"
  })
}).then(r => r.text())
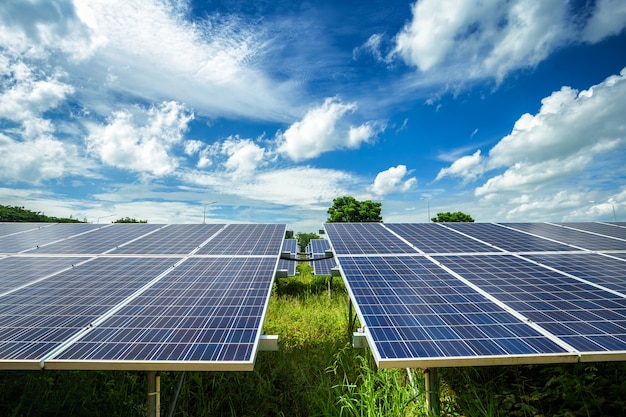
top-left (0, 223), bottom-right (104, 254)
top-left (309, 239), bottom-right (330, 254)
top-left (282, 239), bottom-right (298, 254)
top-left (435, 255), bottom-right (626, 358)
top-left (523, 253), bottom-right (626, 294)
top-left (306, 239), bottom-right (336, 275)
top-left (48, 257), bottom-right (277, 370)
top-left (324, 223), bottom-right (415, 255)
top-left (0, 257), bottom-right (176, 368)
top-left (338, 255), bottom-right (572, 367)
top-left (196, 224), bottom-right (286, 255)
top-left (443, 223), bottom-right (576, 252)
top-left (277, 239), bottom-right (298, 276)
top-left (505, 223), bottom-right (626, 251)
top-left (313, 257), bottom-right (337, 275)
top-left (385, 223), bottom-right (498, 253)
top-left (112, 224), bottom-right (224, 254)
top-left (0, 256), bottom-right (88, 294)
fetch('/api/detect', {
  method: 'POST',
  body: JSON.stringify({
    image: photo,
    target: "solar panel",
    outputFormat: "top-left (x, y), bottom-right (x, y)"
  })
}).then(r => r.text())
top-left (505, 223), bottom-right (626, 251)
top-left (312, 257), bottom-right (337, 276)
top-left (443, 223), bottom-right (577, 252)
top-left (558, 222), bottom-right (626, 240)
top-left (0, 256), bottom-right (89, 294)
top-left (47, 257), bottom-right (276, 371)
top-left (196, 224), bottom-right (286, 255)
top-left (277, 239), bottom-right (298, 276)
top-left (324, 223), bottom-right (415, 255)
top-left (385, 223), bottom-right (498, 253)
top-left (111, 224), bottom-right (224, 254)
top-left (0, 223), bottom-right (52, 237)
top-left (0, 223), bottom-right (104, 254)
top-left (338, 255), bottom-right (573, 367)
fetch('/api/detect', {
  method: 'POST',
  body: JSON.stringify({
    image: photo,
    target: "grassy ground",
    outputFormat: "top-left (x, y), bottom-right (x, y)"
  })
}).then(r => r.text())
top-left (0, 263), bottom-right (625, 416)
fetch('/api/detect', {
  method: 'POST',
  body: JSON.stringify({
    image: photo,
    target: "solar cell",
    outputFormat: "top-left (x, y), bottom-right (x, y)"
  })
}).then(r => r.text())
top-left (196, 224), bottom-right (286, 255)
top-left (435, 255), bottom-right (626, 359)
top-left (309, 239), bottom-right (330, 254)
top-left (0, 223), bottom-right (51, 237)
top-left (385, 223), bottom-right (498, 253)
top-left (324, 223), bottom-right (415, 255)
top-left (47, 257), bottom-right (276, 371)
top-left (505, 223), bottom-right (626, 251)
top-left (312, 257), bottom-right (337, 275)
top-left (0, 256), bottom-right (89, 294)
top-left (278, 259), bottom-right (297, 276)
top-left (338, 255), bottom-right (573, 367)
top-left (443, 223), bottom-right (576, 252)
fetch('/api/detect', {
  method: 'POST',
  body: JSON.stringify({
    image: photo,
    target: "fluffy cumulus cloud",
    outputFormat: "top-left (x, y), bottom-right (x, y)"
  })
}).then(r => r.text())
top-left (86, 101), bottom-right (193, 176)
top-left (277, 97), bottom-right (380, 161)
top-left (370, 165), bottom-right (417, 196)
top-left (221, 137), bottom-right (266, 179)
top-left (437, 68), bottom-right (626, 198)
top-left (391, 0), bottom-right (626, 83)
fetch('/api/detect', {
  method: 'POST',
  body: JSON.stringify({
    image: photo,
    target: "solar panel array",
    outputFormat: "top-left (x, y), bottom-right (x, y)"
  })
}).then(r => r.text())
top-left (306, 239), bottom-right (337, 275)
top-left (0, 223), bottom-right (286, 371)
top-left (277, 239), bottom-right (298, 276)
top-left (324, 222), bottom-right (626, 368)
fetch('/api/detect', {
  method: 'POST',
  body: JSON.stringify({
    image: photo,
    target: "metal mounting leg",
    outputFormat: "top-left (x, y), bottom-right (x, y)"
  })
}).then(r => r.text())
top-left (147, 371), bottom-right (161, 417)
top-left (424, 368), bottom-right (440, 417)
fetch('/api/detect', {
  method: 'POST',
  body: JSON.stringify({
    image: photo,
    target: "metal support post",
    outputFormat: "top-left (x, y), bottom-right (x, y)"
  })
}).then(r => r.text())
top-left (147, 371), bottom-right (161, 417)
top-left (424, 368), bottom-right (440, 417)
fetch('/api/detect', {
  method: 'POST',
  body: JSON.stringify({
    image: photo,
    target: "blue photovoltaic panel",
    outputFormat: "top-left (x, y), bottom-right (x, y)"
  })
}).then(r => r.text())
top-left (0, 256), bottom-right (89, 294)
top-left (309, 239), bottom-right (330, 254)
top-left (0, 223), bottom-right (104, 254)
top-left (505, 223), bottom-right (626, 251)
top-left (111, 224), bottom-right (224, 254)
top-left (609, 253), bottom-right (626, 261)
top-left (0, 223), bottom-right (50, 237)
top-left (0, 257), bottom-right (175, 366)
top-left (338, 255), bottom-right (571, 367)
top-left (282, 239), bottom-right (298, 254)
top-left (313, 257), bottom-right (337, 276)
top-left (278, 259), bottom-right (297, 276)
top-left (196, 224), bottom-right (286, 255)
top-left (48, 257), bottom-right (276, 370)
top-left (324, 223), bottom-right (415, 255)
top-left (558, 222), bottom-right (626, 240)
top-left (524, 253), bottom-right (626, 294)
top-left (435, 255), bottom-right (626, 357)
top-left (24, 223), bottom-right (163, 254)
top-left (443, 223), bottom-right (576, 252)
top-left (386, 223), bottom-right (498, 253)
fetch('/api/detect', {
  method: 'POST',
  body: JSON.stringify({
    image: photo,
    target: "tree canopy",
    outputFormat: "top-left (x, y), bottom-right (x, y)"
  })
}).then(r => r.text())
top-left (431, 211), bottom-right (475, 223)
top-left (327, 196), bottom-right (382, 223)
top-left (295, 232), bottom-right (319, 252)
top-left (0, 205), bottom-right (83, 223)
top-left (113, 217), bottom-right (148, 223)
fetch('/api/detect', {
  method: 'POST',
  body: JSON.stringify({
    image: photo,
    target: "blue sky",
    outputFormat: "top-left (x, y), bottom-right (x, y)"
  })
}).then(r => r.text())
top-left (1, 0), bottom-right (625, 231)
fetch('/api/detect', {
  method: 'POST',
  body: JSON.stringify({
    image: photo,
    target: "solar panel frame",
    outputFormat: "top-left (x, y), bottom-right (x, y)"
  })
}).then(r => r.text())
top-left (324, 223), bottom-right (416, 255)
top-left (196, 224), bottom-right (286, 255)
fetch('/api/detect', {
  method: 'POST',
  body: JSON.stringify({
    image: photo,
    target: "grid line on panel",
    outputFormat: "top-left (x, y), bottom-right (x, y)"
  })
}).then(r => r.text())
top-left (385, 223), bottom-right (499, 254)
top-left (196, 224), bottom-right (286, 255)
top-left (0, 257), bottom-right (177, 362)
top-left (434, 255), bottom-right (626, 356)
top-left (505, 223), bottom-right (626, 251)
top-left (339, 255), bottom-right (570, 364)
top-left (49, 257), bottom-right (277, 367)
top-left (324, 223), bottom-right (415, 255)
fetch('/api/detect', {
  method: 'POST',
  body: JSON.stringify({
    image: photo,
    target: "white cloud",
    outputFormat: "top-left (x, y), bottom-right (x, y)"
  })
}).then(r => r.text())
top-left (391, 0), bottom-right (625, 84)
top-left (438, 68), bottom-right (626, 197)
top-left (370, 165), bottom-right (417, 196)
top-left (277, 97), bottom-right (379, 161)
top-left (582, 0), bottom-right (626, 43)
top-left (86, 101), bottom-right (193, 176)
top-left (221, 137), bottom-right (266, 179)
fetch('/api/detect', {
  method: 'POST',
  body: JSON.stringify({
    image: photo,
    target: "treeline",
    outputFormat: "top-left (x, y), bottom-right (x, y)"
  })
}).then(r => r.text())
top-left (0, 205), bottom-right (84, 223)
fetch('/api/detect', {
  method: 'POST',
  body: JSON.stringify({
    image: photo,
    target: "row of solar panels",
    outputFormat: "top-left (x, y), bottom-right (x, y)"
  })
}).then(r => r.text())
top-left (0, 223), bottom-right (286, 371)
top-left (324, 222), bottom-right (626, 368)
top-left (306, 239), bottom-right (338, 275)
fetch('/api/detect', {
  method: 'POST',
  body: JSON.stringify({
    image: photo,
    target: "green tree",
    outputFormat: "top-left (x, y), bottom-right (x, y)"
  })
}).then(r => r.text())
top-left (431, 211), bottom-right (474, 223)
top-left (0, 205), bottom-right (83, 223)
top-left (113, 217), bottom-right (148, 223)
top-left (327, 196), bottom-right (382, 223)
top-left (295, 232), bottom-right (319, 252)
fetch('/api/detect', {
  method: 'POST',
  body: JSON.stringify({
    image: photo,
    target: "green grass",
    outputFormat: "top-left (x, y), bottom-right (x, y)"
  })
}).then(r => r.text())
top-left (1, 263), bottom-right (626, 416)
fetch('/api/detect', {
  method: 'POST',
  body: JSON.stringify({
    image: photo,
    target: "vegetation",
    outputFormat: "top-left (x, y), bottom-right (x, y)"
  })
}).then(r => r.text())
top-left (327, 196), bottom-right (382, 223)
top-left (431, 211), bottom-right (475, 223)
top-left (0, 263), bottom-right (624, 416)
top-left (295, 231), bottom-right (319, 252)
top-left (113, 217), bottom-right (148, 223)
top-left (0, 204), bottom-right (84, 223)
